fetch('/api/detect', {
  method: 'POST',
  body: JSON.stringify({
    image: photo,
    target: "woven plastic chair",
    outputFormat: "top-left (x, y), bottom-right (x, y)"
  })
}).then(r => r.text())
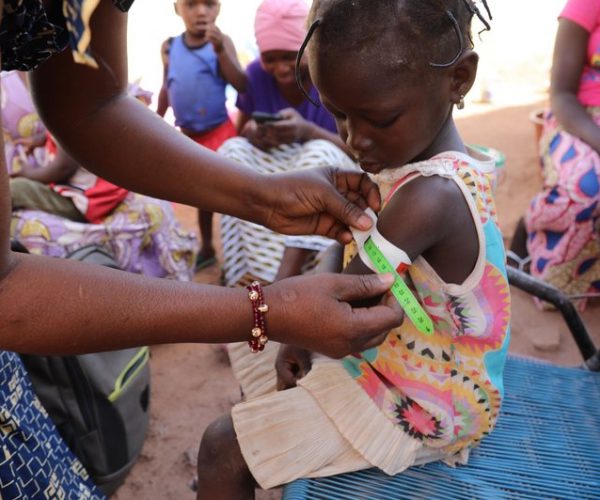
top-left (282, 268), bottom-right (600, 500)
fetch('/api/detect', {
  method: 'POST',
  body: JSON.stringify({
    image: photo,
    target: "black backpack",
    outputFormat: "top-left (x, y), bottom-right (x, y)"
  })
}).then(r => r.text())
top-left (16, 243), bottom-right (151, 496)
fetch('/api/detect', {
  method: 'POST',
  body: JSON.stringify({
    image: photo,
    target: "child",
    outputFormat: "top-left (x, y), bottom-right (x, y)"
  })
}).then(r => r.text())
top-left (196, 0), bottom-right (511, 497)
top-left (157, 0), bottom-right (247, 271)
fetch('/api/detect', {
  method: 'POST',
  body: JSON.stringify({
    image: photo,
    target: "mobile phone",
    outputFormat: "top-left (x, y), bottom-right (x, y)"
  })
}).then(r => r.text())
top-left (251, 111), bottom-right (284, 124)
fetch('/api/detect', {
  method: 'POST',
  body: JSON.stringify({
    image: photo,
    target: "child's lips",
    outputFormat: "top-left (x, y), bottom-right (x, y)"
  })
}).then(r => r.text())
top-left (358, 159), bottom-right (383, 172)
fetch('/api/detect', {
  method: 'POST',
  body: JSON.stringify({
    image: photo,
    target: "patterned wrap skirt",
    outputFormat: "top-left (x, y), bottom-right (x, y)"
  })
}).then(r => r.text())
top-left (525, 108), bottom-right (600, 307)
top-left (218, 138), bottom-right (355, 287)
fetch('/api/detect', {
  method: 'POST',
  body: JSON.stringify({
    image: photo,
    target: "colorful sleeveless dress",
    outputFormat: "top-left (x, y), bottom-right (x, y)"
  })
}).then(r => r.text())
top-left (299, 150), bottom-right (511, 471)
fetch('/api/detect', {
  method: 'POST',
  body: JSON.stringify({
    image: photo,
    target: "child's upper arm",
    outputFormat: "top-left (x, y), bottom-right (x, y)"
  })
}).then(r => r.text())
top-left (160, 38), bottom-right (171, 76)
top-left (373, 175), bottom-right (461, 262)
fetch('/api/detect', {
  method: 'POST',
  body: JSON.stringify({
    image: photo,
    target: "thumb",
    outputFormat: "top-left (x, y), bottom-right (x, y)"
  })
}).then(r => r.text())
top-left (336, 273), bottom-right (395, 302)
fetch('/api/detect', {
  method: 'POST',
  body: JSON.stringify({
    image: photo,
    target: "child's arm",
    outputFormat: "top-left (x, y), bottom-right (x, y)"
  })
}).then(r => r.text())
top-left (207, 27), bottom-right (247, 93)
top-left (274, 247), bottom-right (315, 282)
top-left (156, 39), bottom-right (171, 117)
top-left (349, 175), bottom-right (478, 286)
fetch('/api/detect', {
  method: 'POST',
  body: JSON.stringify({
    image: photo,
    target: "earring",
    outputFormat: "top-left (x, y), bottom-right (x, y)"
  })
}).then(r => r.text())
top-left (457, 95), bottom-right (465, 110)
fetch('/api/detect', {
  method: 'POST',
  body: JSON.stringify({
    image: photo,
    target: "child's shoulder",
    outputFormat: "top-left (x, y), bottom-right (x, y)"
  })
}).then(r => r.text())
top-left (380, 173), bottom-right (462, 226)
top-left (160, 36), bottom-right (176, 62)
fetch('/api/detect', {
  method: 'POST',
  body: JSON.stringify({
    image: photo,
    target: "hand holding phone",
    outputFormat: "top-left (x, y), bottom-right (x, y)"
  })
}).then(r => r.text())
top-left (251, 111), bottom-right (284, 124)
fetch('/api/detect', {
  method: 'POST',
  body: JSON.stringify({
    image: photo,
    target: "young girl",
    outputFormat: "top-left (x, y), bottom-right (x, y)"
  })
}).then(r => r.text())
top-left (196, 0), bottom-right (510, 498)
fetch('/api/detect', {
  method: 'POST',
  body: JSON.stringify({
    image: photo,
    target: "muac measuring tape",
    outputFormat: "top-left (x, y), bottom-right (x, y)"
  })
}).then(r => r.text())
top-left (352, 209), bottom-right (434, 336)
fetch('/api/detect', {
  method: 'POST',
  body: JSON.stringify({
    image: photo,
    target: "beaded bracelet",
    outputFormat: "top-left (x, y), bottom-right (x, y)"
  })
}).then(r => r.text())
top-left (246, 281), bottom-right (269, 353)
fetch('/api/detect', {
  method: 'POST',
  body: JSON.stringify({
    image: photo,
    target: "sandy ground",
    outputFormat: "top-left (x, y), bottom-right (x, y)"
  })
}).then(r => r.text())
top-left (110, 99), bottom-right (600, 500)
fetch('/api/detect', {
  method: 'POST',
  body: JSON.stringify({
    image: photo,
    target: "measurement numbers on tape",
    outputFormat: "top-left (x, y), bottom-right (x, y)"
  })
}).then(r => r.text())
top-left (363, 237), bottom-right (434, 335)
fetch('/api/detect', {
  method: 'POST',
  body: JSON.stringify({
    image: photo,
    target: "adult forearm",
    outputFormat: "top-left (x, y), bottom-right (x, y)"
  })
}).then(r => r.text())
top-left (0, 252), bottom-right (252, 355)
top-left (21, 155), bottom-right (77, 184)
top-left (35, 84), bottom-right (268, 223)
top-left (552, 92), bottom-right (600, 151)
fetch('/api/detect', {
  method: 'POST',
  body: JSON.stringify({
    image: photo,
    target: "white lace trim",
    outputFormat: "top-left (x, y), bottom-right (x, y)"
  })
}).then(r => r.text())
top-left (371, 148), bottom-right (494, 185)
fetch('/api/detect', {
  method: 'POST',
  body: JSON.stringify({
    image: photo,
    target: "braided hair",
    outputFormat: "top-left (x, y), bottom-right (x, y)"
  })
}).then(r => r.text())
top-left (297, 0), bottom-right (492, 105)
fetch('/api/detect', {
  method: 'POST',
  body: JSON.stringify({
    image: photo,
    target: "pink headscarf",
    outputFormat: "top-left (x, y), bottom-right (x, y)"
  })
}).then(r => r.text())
top-left (254, 0), bottom-right (309, 54)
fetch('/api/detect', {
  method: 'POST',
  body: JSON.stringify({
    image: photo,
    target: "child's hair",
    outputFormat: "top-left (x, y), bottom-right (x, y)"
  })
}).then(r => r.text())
top-left (296, 0), bottom-right (492, 105)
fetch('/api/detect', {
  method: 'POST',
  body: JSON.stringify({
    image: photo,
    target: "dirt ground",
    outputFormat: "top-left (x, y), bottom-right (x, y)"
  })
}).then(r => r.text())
top-left (112, 100), bottom-right (600, 500)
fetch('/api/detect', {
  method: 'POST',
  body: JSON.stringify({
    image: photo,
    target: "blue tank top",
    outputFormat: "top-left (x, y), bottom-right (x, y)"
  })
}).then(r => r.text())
top-left (167, 35), bottom-right (229, 133)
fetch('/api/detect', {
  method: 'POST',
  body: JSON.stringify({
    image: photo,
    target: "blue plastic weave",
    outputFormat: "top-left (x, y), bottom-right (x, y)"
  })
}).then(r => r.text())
top-left (282, 356), bottom-right (600, 500)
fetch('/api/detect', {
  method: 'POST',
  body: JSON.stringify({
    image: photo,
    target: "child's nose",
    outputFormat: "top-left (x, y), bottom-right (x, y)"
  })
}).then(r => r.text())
top-left (345, 123), bottom-right (373, 153)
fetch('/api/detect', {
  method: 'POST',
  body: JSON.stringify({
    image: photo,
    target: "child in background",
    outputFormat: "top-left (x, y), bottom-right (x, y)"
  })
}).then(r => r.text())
top-left (196, 1), bottom-right (511, 497)
top-left (158, 0), bottom-right (247, 271)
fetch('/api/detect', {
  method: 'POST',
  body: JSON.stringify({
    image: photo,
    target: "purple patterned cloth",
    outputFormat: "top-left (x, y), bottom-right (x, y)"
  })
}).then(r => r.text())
top-left (12, 194), bottom-right (198, 280)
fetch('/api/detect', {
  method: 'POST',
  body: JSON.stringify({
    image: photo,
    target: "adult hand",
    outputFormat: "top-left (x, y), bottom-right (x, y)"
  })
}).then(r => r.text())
top-left (267, 108), bottom-right (313, 145)
top-left (13, 133), bottom-right (46, 155)
top-left (275, 344), bottom-right (312, 390)
top-left (242, 120), bottom-right (279, 151)
top-left (265, 273), bottom-right (403, 358)
top-left (260, 165), bottom-right (381, 244)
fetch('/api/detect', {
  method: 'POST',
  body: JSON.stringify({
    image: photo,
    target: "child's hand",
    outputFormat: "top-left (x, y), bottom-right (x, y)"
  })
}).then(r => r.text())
top-left (205, 25), bottom-right (225, 54)
top-left (275, 345), bottom-right (312, 390)
top-left (265, 273), bottom-right (403, 358)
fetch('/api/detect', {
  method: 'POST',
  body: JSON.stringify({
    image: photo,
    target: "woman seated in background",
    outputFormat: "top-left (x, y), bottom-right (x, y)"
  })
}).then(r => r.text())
top-left (219, 0), bottom-right (356, 288)
top-left (3, 71), bottom-right (197, 281)
top-left (525, 0), bottom-right (600, 308)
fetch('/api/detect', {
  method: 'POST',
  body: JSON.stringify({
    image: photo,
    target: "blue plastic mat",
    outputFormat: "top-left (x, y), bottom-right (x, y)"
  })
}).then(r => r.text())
top-left (283, 356), bottom-right (600, 500)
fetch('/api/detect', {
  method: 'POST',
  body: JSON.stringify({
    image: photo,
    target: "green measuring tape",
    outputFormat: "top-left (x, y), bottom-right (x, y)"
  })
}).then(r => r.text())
top-left (363, 237), bottom-right (434, 336)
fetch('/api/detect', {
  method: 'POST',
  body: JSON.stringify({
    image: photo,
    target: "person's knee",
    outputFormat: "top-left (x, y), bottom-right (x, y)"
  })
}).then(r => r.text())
top-left (198, 414), bottom-right (238, 467)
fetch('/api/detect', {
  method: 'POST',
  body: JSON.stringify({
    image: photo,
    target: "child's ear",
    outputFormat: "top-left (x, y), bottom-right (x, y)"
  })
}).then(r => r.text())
top-left (449, 50), bottom-right (479, 105)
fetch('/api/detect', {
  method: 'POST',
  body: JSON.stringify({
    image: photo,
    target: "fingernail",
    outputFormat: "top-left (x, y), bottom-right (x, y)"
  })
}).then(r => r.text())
top-left (378, 273), bottom-right (394, 286)
top-left (357, 214), bottom-right (372, 229)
